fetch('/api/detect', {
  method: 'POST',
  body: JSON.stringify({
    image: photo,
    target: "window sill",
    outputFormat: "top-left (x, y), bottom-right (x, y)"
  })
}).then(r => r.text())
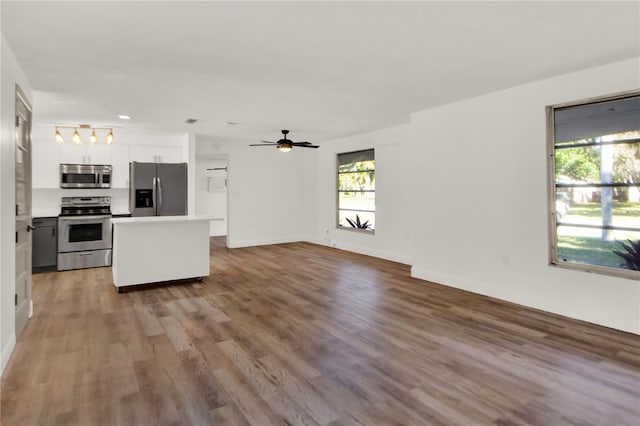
top-left (336, 225), bottom-right (375, 235)
top-left (550, 260), bottom-right (640, 281)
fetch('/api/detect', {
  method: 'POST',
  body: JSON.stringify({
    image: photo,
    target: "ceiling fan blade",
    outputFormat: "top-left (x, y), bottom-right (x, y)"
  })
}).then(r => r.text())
top-left (260, 140), bottom-right (276, 144)
top-left (298, 145), bottom-right (319, 148)
top-left (249, 143), bottom-right (278, 146)
top-left (292, 141), bottom-right (312, 145)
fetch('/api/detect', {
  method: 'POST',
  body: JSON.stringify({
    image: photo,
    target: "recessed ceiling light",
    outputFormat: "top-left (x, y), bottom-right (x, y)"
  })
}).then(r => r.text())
top-left (222, 121), bottom-right (238, 127)
top-left (185, 118), bottom-right (198, 124)
top-left (118, 115), bottom-right (131, 120)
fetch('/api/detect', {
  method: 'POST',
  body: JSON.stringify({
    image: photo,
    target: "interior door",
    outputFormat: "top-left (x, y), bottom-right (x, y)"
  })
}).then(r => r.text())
top-left (15, 85), bottom-right (32, 337)
top-left (156, 163), bottom-right (188, 216)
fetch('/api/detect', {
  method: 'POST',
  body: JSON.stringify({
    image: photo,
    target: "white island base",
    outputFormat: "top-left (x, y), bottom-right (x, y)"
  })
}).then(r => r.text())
top-left (111, 216), bottom-right (210, 292)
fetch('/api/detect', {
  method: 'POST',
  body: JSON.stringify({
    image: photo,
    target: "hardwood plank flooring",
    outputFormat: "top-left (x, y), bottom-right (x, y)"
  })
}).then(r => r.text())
top-left (2, 237), bottom-right (639, 425)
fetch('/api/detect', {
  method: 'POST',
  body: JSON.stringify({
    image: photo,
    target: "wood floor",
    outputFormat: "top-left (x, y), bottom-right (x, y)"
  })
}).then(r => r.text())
top-left (2, 238), bottom-right (639, 425)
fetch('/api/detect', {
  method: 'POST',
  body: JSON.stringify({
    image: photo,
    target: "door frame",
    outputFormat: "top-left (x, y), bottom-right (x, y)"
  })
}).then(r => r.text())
top-left (195, 156), bottom-right (229, 243)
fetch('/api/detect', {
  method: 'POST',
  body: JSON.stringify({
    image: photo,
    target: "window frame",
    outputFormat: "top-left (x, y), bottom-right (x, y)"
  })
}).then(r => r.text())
top-left (546, 89), bottom-right (640, 280)
top-left (336, 149), bottom-right (375, 233)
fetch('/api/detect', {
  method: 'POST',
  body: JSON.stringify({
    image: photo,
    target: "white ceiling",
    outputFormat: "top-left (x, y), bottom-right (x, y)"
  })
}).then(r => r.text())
top-left (2, 1), bottom-right (639, 145)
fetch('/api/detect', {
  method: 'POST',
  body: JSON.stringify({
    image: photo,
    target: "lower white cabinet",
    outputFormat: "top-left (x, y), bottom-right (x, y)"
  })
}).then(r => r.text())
top-left (111, 216), bottom-right (210, 290)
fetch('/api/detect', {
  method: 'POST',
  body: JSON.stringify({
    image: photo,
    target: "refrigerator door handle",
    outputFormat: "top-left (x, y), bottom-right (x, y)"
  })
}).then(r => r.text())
top-left (157, 177), bottom-right (163, 215)
top-left (152, 176), bottom-right (158, 215)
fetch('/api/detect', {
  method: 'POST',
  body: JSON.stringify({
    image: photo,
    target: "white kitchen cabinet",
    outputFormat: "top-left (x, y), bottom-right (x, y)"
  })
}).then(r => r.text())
top-left (110, 144), bottom-right (130, 188)
top-left (59, 142), bottom-right (112, 165)
top-left (128, 145), bottom-right (155, 163)
top-left (87, 144), bottom-right (112, 164)
top-left (58, 142), bottom-right (85, 164)
top-left (31, 134), bottom-right (185, 189)
top-left (32, 141), bottom-right (60, 188)
top-left (155, 146), bottom-right (183, 163)
top-left (129, 145), bottom-right (183, 164)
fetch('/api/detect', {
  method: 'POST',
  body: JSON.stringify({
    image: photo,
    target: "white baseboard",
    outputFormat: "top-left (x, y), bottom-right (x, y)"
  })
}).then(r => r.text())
top-left (227, 236), bottom-right (306, 249)
top-left (338, 242), bottom-right (411, 265)
top-left (1, 333), bottom-right (16, 377)
top-left (411, 266), bottom-right (640, 336)
top-left (411, 266), bottom-right (490, 296)
top-left (311, 238), bottom-right (411, 265)
top-left (227, 236), bottom-right (411, 265)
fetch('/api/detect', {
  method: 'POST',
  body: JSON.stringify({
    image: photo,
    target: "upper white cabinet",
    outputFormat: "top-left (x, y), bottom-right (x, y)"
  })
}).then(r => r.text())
top-left (31, 126), bottom-right (187, 189)
top-left (31, 141), bottom-right (60, 189)
top-left (58, 142), bottom-right (112, 165)
top-left (110, 144), bottom-right (130, 188)
top-left (129, 145), bottom-right (183, 163)
top-left (87, 144), bottom-right (112, 165)
top-left (156, 146), bottom-right (183, 163)
top-left (128, 145), bottom-right (156, 163)
top-left (57, 142), bottom-right (84, 164)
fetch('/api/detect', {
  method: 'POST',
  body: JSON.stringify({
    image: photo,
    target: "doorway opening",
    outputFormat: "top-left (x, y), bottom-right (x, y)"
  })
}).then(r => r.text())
top-left (196, 158), bottom-right (228, 239)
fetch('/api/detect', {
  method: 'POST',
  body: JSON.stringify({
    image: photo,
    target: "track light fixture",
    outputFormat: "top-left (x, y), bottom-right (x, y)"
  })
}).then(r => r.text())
top-left (55, 129), bottom-right (64, 144)
top-left (54, 124), bottom-right (114, 145)
top-left (72, 128), bottom-right (82, 144)
top-left (89, 129), bottom-right (98, 145)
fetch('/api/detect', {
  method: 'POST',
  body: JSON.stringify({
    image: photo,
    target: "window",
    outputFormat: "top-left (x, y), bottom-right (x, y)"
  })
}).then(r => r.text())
top-left (337, 149), bottom-right (375, 231)
top-left (548, 91), bottom-right (640, 278)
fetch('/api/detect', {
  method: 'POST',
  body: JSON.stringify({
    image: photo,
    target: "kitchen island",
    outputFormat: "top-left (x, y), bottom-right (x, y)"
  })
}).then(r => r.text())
top-left (111, 216), bottom-right (210, 292)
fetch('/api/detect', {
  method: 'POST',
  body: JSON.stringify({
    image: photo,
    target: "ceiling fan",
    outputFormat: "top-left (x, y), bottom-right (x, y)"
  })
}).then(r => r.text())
top-left (250, 130), bottom-right (319, 152)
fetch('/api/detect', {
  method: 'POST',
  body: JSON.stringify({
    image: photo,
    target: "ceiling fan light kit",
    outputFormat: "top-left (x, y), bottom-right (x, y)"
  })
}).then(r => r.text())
top-left (250, 129), bottom-right (319, 152)
top-left (54, 124), bottom-right (114, 145)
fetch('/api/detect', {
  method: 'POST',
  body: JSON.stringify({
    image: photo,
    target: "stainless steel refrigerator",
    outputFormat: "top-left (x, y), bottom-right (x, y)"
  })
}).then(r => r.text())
top-left (129, 162), bottom-right (188, 216)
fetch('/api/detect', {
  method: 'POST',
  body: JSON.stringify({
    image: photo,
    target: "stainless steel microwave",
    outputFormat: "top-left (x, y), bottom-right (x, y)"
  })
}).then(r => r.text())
top-left (60, 164), bottom-right (112, 189)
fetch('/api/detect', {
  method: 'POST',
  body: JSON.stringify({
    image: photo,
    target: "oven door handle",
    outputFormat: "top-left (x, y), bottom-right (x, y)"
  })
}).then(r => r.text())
top-left (58, 215), bottom-right (112, 223)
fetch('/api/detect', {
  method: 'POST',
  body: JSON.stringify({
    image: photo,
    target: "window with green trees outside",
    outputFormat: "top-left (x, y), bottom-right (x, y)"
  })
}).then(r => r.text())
top-left (548, 92), bottom-right (640, 278)
top-left (337, 149), bottom-right (375, 231)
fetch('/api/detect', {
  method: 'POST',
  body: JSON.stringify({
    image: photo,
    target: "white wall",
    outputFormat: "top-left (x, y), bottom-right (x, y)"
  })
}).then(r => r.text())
top-left (409, 57), bottom-right (640, 334)
top-left (1, 36), bottom-right (33, 375)
top-left (196, 135), bottom-right (309, 247)
top-left (309, 124), bottom-right (413, 264)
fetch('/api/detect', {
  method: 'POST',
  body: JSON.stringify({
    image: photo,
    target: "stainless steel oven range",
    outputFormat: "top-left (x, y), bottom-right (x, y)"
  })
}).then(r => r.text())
top-left (58, 196), bottom-right (112, 271)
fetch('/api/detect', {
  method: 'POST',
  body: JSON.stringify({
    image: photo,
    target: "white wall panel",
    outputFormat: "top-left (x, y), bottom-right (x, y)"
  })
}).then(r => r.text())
top-left (409, 57), bottom-right (640, 334)
top-left (309, 124), bottom-right (413, 264)
top-left (196, 136), bottom-right (308, 247)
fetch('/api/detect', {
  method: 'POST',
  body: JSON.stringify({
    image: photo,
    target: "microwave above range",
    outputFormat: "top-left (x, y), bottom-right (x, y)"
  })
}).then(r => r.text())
top-left (60, 164), bottom-right (112, 189)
